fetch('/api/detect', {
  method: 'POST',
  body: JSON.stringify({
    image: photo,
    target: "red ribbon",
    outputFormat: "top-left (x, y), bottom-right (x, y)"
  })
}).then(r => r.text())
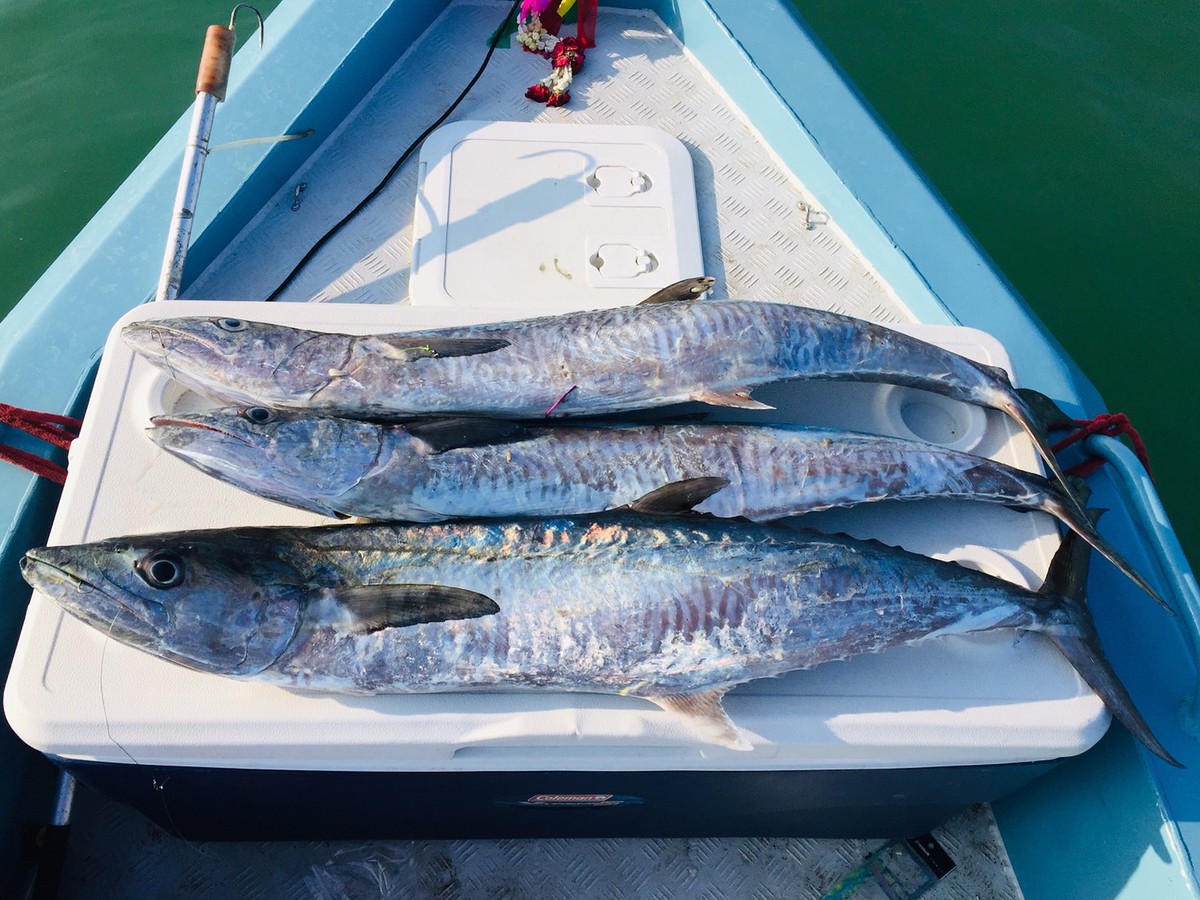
top-left (0, 402), bottom-right (83, 485)
top-left (576, 0), bottom-right (597, 47)
top-left (1050, 412), bottom-right (1153, 480)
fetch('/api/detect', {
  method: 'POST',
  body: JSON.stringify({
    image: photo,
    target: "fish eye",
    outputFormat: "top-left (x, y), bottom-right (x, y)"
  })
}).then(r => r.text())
top-left (136, 551), bottom-right (186, 589)
top-left (243, 407), bottom-right (275, 424)
top-left (216, 317), bottom-right (247, 332)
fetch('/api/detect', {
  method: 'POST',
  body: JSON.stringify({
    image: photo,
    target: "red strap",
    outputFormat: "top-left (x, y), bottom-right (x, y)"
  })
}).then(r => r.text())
top-left (0, 403), bottom-right (81, 449)
top-left (0, 402), bottom-right (83, 484)
top-left (576, 0), bottom-right (597, 47)
top-left (0, 445), bottom-right (69, 485)
top-left (1050, 412), bottom-right (1153, 480)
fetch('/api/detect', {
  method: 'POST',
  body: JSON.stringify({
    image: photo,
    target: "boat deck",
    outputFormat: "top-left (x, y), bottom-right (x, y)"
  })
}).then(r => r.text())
top-left (46, 3), bottom-right (1030, 896)
top-left (59, 780), bottom-right (1020, 898)
top-left (187, 2), bottom-right (907, 323)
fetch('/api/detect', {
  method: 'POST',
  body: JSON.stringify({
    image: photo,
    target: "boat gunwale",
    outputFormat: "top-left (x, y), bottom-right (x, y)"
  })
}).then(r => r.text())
top-left (0, 1), bottom-right (1195, 894)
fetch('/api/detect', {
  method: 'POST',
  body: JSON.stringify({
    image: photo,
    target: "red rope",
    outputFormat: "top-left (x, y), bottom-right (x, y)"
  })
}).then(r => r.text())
top-left (0, 402), bottom-right (83, 485)
top-left (1050, 412), bottom-right (1153, 480)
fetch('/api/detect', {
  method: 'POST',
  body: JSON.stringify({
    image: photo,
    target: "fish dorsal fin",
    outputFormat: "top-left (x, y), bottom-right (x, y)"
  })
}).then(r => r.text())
top-left (638, 276), bottom-right (716, 305)
top-left (405, 417), bottom-right (531, 454)
top-left (1066, 476), bottom-right (1094, 508)
top-left (1041, 508), bottom-right (1104, 600)
top-left (627, 477), bottom-right (730, 514)
top-left (332, 584), bottom-right (499, 633)
top-left (689, 388), bottom-right (774, 411)
top-left (1016, 387), bottom-right (1078, 431)
top-left (977, 361), bottom-right (1016, 388)
top-left (358, 335), bottom-right (510, 361)
top-left (646, 689), bottom-right (751, 750)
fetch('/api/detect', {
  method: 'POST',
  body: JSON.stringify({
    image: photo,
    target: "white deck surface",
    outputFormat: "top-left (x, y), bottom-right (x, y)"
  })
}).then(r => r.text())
top-left (188, 2), bottom-right (908, 323)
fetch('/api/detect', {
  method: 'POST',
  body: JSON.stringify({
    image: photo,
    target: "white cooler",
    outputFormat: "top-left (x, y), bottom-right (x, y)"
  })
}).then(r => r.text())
top-left (3, 301), bottom-right (1106, 840)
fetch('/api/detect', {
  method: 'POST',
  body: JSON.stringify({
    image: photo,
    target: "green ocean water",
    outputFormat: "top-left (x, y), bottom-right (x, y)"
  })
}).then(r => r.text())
top-left (789, 0), bottom-right (1198, 570)
top-left (0, 1), bottom-right (1194, 566)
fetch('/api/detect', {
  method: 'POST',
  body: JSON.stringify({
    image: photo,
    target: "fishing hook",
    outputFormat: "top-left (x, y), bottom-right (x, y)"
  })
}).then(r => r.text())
top-left (229, 3), bottom-right (265, 48)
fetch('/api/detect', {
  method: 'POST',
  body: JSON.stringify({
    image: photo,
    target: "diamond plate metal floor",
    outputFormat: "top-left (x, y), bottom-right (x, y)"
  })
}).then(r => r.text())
top-left (187, 2), bottom-right (907, 323)
top-left (56, 782), bottom-right (1021, 899)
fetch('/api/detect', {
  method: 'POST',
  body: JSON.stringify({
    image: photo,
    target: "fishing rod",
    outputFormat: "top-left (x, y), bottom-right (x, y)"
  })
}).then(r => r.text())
top-left (154, 4), bottom-right (263, 302)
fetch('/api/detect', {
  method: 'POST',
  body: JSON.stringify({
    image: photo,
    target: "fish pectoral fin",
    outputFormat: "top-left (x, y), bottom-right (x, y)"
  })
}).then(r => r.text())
top-left (405, 417), bottom-right (531, 453)
top-left (627, 477), bottom-right (730, 514)
top-left (689, 388), bottom-right (774, 411)
top-left (637, 276), bottom-right (716, 305)
top-left (646, 689), bottom-right (752, 751)
top-left (333, 584), bottom-right (499, 633)
top-left (360, 336), bottom-right (510, 361)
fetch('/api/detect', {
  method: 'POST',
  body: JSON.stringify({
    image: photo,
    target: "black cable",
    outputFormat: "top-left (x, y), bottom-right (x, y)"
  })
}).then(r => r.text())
top-left (267, 0), bottom-right (522, 301)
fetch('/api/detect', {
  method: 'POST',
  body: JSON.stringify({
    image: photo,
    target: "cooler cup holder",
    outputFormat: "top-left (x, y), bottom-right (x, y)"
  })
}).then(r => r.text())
top-left (137, 370), bottom-right (213, 423)
top-left (874, 385), bottom-right (988, 453)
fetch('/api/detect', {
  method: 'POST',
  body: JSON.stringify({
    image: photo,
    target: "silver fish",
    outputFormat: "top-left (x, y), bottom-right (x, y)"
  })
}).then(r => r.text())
top-left (21, 514), bottom-right (1176, 763)
top-left (145, 409), bottom-right (1162, 604)
top-left (118, 295), bottom-right (1079, 504)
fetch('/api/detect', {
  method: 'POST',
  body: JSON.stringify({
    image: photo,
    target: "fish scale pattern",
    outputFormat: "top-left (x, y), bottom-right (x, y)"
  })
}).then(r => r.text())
top-left (187, 2), bottom-right (906, 324)
top-left (58, 786), bottom-right (1020, 898)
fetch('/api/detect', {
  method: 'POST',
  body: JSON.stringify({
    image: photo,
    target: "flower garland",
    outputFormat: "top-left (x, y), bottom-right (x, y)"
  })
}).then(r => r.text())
top-left (517, 0), bottom-right (589, 107)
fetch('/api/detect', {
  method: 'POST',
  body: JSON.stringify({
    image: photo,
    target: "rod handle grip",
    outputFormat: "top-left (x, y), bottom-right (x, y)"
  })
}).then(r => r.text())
top-left (196, 25), bottom-right (235, 100)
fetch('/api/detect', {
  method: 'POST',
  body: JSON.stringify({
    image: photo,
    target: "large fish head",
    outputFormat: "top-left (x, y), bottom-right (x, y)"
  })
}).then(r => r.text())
top-left (147, 407), bottom-right (384, 517)
top-left (21, 530), bottom-right (306, 677)
top-left (121, 316), bottom-right (344, 407)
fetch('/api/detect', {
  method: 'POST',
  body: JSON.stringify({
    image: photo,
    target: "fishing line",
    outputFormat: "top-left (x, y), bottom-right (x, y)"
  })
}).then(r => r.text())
top-left (99, 607), bottom-right (139, 766)
top-left (102, 610), bottom-right (210, 855)
top-left (266, 0), bottom-right (522, 301)
top-left (153, 776), bottom-right (210, 858)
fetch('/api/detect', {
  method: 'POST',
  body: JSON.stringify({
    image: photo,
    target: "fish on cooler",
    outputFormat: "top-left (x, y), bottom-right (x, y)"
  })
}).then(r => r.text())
top-left (145, 409), bottom-right (1162, 603)
top-left (20, 512), bottom-right (1177, 764)
top-left (119, 287), bottom-right (1082, 507)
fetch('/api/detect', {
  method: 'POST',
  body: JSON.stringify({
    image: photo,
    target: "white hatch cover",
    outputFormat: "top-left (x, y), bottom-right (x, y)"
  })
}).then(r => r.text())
top-left (409, 121), bottom-right (704, 308)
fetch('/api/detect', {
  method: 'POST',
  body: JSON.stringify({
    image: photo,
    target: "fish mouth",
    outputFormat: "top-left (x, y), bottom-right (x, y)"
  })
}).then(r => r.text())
top-left (123, 321), bottom-right (226, 358)
top-left (21, 551), bottom-right (96, 594)
top-left (21, 549), bottom-right (166, 632)
top-left (149, 416), bottom-right (255, 447)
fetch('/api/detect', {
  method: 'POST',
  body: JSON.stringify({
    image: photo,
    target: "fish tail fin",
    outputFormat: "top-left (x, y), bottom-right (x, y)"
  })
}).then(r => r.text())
top-left (1039, 511), bottom-right (1182, 767)
top-left (1009, 388), bottom-right (1171, 610)
top-left (1038, 485), bottom-right (1171, 612)
top-left (990, 385), bottom-right (1084, 517)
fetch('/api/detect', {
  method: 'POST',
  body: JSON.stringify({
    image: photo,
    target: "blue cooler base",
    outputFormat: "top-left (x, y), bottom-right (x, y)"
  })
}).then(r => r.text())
top-left (57, 758), bottom-right (1059, 841)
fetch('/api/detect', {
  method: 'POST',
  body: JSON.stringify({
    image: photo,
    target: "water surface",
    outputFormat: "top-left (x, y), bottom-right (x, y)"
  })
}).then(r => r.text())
top-left (792, 0), bottom-right (1198, 566)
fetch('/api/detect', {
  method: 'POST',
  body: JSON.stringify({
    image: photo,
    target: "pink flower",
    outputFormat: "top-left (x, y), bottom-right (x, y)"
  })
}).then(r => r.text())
top-left (520, 0), bottom-right (554, 18)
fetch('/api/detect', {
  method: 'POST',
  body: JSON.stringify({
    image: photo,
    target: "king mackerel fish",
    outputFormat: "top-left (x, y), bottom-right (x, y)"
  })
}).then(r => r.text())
top-left (146, 411), bottom-right (1162, 603)
top-left (21, 513), bottom-right (1177, 764)
top-left (119, 278), bottom-right (1080, 501)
